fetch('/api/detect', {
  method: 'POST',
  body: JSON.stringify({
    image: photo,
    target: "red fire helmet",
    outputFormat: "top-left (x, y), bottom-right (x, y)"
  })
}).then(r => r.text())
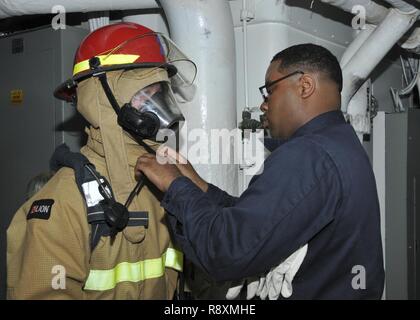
top-left (54, 22), bottom-right (191, 102)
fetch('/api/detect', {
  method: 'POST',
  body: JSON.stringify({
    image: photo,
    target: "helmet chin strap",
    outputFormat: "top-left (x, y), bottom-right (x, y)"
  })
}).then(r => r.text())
top-left (90, 57), bottom-right (122, 115)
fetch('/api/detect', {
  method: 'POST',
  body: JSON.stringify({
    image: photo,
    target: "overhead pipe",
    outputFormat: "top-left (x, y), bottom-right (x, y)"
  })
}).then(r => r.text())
top-left (384, 0), bottom-right (420, 50)
top-left (321, 0), bottom-right (420, 55)
top-left (383, 0), bottom-right (418, 13)
top-left (347, 80), bottom-right (372, 141)
top-left (341, 25), bottom-right (377, 68)
top-left (320, 0), bottom-right (390, 24)
top-left (321, 0), bottom-right (420, 107)
top-left (122, 13), bottom-right (169, 35)
top-left (401, 27), bottom-right (420, 52)
top-left (87, 11), bottom-right (109, 32)
top-left (341, 8), bottom-right (420, 112)
top-left (374, 1), bottom-right (420, 56)
top-left (396, 0), bottom-right (420, 52)
top-left (241, 0), bottom-right (251, 110)
top-left (0, 0), bottom-right (159, 19)
top-left (160, 0), bottom-right (237, 194)
top-left (341, 25), bottom-right (376, 137)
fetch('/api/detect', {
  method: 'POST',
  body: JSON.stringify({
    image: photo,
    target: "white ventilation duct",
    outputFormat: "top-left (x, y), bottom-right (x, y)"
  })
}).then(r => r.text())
top-left (341, 25), bottom-right (377, 68)
top-left (0, 0), bottom-right (158, 19)
top-left (320, 0), bottom-right (389, 24)
top-left (383, 0), bottom-right (418, 13)
top-left (341, 8), bottom-right (419, 112)
top-left (322, 0), bottom-right (420, 123)
top-left (122, 13), bottom-right (169, 35)
top-left (160, 0), bottom-right (237, 194)
top-left (87, 11), bottom-right (110, 32)
top-left (385, 1), bottom-right (420, 52)
top-left (401, 26), bottom-right (420, 52)
top-left (341, 25), bottom-right (376, 138)
top-left (321, 0), bottom-right (420, 52)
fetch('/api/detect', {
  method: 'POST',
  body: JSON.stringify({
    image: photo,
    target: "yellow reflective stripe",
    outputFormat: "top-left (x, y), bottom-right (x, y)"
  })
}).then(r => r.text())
top-left (73, 54), bottom-right (140, 75)
top-left (165, 247), bottom-right (183, 271)
top-left (84, 248), bottom-right (183, 291)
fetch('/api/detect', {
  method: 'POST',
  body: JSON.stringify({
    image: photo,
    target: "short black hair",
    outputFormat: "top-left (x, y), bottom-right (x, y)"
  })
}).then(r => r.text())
top-left (271, 43), bottom-right (343, 92)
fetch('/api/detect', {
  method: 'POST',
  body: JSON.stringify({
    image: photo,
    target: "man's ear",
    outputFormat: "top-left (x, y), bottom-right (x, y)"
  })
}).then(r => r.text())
top-left (299, 74), bottom-right (316, 99)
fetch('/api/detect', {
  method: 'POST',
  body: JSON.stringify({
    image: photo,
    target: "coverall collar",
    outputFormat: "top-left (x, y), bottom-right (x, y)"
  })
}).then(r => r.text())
top-left (291, 109), bottom-right (345, 139)
top-left (264, 138), bottom-right (287, 152)
top-left (264, 109), bottom-right (345, 152)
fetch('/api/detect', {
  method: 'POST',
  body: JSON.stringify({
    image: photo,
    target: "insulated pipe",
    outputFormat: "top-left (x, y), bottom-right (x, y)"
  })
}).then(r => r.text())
top-left (341, 25), bottom-right (376, 68)
top-left (321, 0), bottom-right (420, 53)
top-left (341, 26), bottom-right (375, 137)
top-left (242, 0), bottom-right (250, 109)
top-left (347, 81), bottom-right (371, 140)
top-left (160, 0), bottom-right (237, 194)
top-left (88, 11), bottom-right (109, 32)
top-left (0, 0), bottom-right (159, 19)
top-left (341, 8), bottom-right (419, 112)
top-left (320, 0), bottom-right (389, 24)
top-left (122, 13), bottom-right (169, 35)
top-left (383, 0), bottom-right (418, 13)
top-left (397, 0), bottom-right (420, 53)
top-left (401, 26), bottom-right (420, 52)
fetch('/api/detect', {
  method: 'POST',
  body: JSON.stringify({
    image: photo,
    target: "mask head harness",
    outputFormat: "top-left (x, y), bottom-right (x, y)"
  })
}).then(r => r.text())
top-left (89, 56), bottom-right (161, 141)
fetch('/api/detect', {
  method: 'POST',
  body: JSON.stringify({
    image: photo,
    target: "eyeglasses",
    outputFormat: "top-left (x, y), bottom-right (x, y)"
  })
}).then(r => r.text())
top-left (259, 70), bottom-right (304, 102)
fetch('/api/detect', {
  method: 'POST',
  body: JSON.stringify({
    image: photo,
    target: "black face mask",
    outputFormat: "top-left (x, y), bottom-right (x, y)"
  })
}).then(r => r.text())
top-left (118, 81), bottom-right (185, 141)
top-left (117, 104), bottom-right (161, 139)
top-left (95, 64), bottom-right (185, 142)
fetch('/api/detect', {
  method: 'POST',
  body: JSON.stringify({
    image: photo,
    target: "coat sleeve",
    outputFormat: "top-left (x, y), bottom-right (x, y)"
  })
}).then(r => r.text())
top-left (205, 183), bottom-right (238, 207)
top-left (7, 174), bottom-right (89, 299)
top-left (161, 138), bottom-right (341, 282)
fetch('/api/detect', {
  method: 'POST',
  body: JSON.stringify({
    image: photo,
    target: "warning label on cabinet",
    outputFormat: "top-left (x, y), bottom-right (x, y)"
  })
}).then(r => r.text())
top-left (10, 89), bottom-right (24, 104)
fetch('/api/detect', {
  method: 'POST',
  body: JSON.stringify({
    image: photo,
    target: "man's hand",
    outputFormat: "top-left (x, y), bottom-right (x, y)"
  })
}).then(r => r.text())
top-left (135, 153), bottom-right (182, 192)
top-left (157, 146), bottom-right (208, 192)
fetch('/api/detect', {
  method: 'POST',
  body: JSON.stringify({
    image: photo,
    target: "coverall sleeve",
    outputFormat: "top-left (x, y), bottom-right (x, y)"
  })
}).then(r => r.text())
top-left (7, 180), bottom-right (89, 299)
top-left (161, 138), bottom-right (341, 282)
top-left (206, 183), bottom-right (238, 207)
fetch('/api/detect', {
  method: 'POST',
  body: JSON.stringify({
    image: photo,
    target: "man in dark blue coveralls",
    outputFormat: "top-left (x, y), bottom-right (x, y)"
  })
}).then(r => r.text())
top-left (136, 43), bottom-right (385, 299)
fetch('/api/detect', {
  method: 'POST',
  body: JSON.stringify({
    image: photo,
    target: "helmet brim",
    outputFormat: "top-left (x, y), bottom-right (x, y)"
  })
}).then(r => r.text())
top-left (54, 63), bottom-right (177, 103)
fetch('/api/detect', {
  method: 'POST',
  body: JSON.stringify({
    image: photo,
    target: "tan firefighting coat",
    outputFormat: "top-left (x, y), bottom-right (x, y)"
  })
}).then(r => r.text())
top-left (7, 68), bottom-right (182, 299)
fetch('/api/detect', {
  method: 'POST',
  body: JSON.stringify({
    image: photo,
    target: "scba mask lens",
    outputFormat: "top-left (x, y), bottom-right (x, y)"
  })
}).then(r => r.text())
top-left (131, 81), bottom-right (184, 132)
top-left (118, 81), bottom-right (185, 141)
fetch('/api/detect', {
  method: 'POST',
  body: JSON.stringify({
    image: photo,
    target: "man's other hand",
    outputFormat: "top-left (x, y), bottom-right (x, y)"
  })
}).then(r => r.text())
top-left (157, 146), bottom-right (208, 192)
top-left (135, 153), bottom-right (182, 192)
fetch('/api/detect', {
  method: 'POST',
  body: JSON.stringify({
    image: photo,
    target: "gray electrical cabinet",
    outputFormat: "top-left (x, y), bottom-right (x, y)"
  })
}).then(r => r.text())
top-left (385, 109), bottom-right (420, 300)
top-left (0, 26), bottom-right (88, 299)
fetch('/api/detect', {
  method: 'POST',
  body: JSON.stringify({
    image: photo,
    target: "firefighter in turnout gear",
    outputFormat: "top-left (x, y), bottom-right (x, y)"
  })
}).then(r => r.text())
top-left (7, 22), bottom-right (196, 299)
